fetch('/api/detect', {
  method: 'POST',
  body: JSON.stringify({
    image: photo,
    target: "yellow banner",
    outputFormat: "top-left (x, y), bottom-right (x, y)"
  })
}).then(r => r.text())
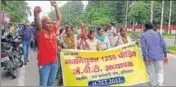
top-left (60, 42), bottom-right (149, 86)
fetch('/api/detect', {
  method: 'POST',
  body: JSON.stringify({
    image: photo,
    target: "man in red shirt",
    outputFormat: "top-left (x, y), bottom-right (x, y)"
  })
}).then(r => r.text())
top-left (34, 1), bottom-right (61, 86)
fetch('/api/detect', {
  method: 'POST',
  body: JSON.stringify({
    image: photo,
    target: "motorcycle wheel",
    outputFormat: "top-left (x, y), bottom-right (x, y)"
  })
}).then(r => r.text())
top-left (14, 51), bottom-right (23, 67)
top-left (16, 47), bottom-right (23, 55)
top-left (9, 68), bottom-right (17, 79)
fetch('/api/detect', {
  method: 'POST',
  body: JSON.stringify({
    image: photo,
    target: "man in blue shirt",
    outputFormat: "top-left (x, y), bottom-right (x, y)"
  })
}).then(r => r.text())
top-left (21, 24), bottom-right (33, 65)
top-left (30, 23), bottom-right (36, 51)
top-left (140, 21), bottom-right (168, 86)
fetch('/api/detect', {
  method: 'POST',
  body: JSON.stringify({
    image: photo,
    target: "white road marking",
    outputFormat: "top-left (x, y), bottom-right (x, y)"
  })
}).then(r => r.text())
top-left (18, 65), bottom-right (25, 86)
top-left (18, 57), bottom-right (25, 86)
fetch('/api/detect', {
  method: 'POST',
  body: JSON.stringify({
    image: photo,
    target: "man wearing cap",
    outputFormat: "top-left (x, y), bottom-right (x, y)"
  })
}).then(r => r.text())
top-left (34, 1), bottom-right (61, 86)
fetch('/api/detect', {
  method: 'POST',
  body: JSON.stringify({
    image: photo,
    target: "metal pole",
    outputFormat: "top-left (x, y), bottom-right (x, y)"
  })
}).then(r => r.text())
top-left (174, 25), bottom-right (176, 46)
top-left (160, 0), bottom-right (164, 35)
top-left (168, 0), bottom-right (172, 34)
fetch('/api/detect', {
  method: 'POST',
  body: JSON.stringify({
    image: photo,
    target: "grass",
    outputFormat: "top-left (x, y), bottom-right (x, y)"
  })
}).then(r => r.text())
top-left (127, 31), bottom-right (141, 40)
top-left (162, 32), bottom-right (175, 37)
top-left (167, 46), bottom-right (176, 51)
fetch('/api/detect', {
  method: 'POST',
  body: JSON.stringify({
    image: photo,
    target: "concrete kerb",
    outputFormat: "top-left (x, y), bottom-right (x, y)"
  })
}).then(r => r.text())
top-left (168, 50), bottom-right (176, 55)
top-left (164, 36), bottom-right (175, 39)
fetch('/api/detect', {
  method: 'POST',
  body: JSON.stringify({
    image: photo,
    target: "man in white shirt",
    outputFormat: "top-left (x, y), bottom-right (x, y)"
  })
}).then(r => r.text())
top-left (106, 22), bottom-right (120, 48)
top-left (107, 22), bottom-right (117, 34)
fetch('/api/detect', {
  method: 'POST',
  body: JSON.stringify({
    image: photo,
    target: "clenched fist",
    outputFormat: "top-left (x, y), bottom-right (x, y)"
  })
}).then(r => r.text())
top-left (34, 6), bottom-right (42, 15)
top-left (50, 0), bottom-right (58, 7)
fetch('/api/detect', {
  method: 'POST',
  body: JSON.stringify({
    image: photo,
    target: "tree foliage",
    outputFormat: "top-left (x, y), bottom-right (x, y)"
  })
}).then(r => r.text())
top-left (48, 1), bottom-right (176, 27)
top-left (1, 1), bottom-right (31, 24)
top-left (79, 6), bottom-right (113, 25)
top-left (128, 2), bottom-right (150, 25)
top-left (48, 1), bottom-right (84, 26)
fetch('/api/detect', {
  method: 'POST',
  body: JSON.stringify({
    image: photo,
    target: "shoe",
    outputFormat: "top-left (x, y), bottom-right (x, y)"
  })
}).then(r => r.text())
top-left (24, 62), bottom-right (27, 65)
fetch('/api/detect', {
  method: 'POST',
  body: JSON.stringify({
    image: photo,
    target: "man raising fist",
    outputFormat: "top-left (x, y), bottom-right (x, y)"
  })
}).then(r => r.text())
top-left (34, 0), bottom-right (61, 86)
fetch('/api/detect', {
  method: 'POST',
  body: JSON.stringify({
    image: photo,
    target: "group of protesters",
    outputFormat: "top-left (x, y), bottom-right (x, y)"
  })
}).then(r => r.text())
top-left (28, 1), bottom-right (169, 86)
top-left (57, 22), bottom-right (131, 51)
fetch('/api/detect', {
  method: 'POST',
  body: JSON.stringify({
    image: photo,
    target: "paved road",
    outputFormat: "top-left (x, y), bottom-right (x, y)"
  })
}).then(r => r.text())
top-left (1, 49), bottom-right (176, 86)
top-left (1, 50), bottom-right (58, 86)
top-left (164, 38), bottom-right (175, 46)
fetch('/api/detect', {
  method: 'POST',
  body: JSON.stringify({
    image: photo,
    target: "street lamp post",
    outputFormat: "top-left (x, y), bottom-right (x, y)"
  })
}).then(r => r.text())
top-left (174, 19), bottom-right (176, 46)
top-left (174, 27), bottom-right (176, 47)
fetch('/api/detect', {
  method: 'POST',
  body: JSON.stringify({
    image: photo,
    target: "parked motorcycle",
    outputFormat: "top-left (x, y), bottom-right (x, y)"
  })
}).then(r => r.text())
top-left (6, 34), bottom-right (23, 55)
top-left (1, 40), bottom-right (18, 79)
top-left (1, 37), bottom-right (24, 79)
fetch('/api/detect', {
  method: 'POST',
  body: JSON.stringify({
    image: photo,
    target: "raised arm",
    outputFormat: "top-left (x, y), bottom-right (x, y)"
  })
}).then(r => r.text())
top-left (34, 6), bottom-right (42, 35)
top-left (50, 1), bottom-right (62, 29)
top-left (79, 20), bottom-right (86, 34)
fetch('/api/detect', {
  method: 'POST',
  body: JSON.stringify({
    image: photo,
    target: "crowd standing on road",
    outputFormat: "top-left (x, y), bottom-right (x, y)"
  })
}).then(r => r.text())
top-left (33, 1), bottom-right (168, 86)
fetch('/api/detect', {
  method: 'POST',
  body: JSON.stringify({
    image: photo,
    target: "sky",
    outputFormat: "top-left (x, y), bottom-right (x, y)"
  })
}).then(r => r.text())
top-left (26, 1), bottom-right (88, 23)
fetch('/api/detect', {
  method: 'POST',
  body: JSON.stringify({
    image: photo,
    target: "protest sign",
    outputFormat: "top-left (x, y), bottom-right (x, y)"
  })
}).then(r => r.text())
top-left (60, 42), bottom-right (149, 86)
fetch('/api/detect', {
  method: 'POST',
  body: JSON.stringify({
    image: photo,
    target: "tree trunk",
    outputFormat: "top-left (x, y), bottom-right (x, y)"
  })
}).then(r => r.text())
top-left (125, 0), bottom-right (129, 28)
top-left (160, 0), bottom-right (164, 35)
top-left (168, 0), bottom-right (172, 34)
top-left (69, 2), bottom-right (71, 24)
top-left (151, 0), bottom-right (154, 23)
top-left (133, 20), bottom-right (135, 32)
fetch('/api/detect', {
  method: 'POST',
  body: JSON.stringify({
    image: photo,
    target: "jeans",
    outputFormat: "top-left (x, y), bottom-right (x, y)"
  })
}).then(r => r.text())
top-left (35, 39), bottom-right (38, 49)
top-left (39, 62), bottom-right (59, 86)
top-left (22, 41), bottom-right (30, 62)
top-left (145, 60), bottom-right (164, 86)
top-left (31, 39), bottom-right (36, 50)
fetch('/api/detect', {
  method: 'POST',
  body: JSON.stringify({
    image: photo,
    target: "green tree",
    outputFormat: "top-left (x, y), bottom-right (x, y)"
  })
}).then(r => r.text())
top-left (152, 1), bottom-right (162, 24)
top-left (128, 2), bottom-right (150, 25)
top-left (87, 1), bottom-right (127, 24)
top-left (1, 1), bottom-right (31, 24)
top-left (172, 1), bottom-right (176, 25)
top-left (48, 1), bottom-right (84, 25)
top-left (78, 6), bottom-right (114, 25)
top-left (110, 1), bottom-right (127, 24)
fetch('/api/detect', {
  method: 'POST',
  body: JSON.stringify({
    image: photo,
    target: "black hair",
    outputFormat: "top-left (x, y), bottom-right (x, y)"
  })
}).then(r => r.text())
top-left (88, 30), bottom-right (95, 38)
top-left (65, 25), bottom-right (73, 32)
top-left (59, 28), bottom-right (65, 35)
top-left (145, 21), bottom-right (153, 30)
top-left (89, 30), bottom-right (95, 34)
top-left (96, 26), bottom-right (104, 32)
top-left (110, 22), bottom-right (115, 26)
top-left (120, 27), bottom-right (126, 33)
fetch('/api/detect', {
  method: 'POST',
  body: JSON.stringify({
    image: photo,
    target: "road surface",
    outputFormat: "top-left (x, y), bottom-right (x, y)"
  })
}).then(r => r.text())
top-left (1, 49), bottom-right (176, 86)
top-left (164, 38), bottom-right (175, 46)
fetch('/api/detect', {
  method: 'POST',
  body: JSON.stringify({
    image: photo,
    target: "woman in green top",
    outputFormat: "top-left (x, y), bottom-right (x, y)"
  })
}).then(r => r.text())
top-left (63, 25), bottom-right (76, 49)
